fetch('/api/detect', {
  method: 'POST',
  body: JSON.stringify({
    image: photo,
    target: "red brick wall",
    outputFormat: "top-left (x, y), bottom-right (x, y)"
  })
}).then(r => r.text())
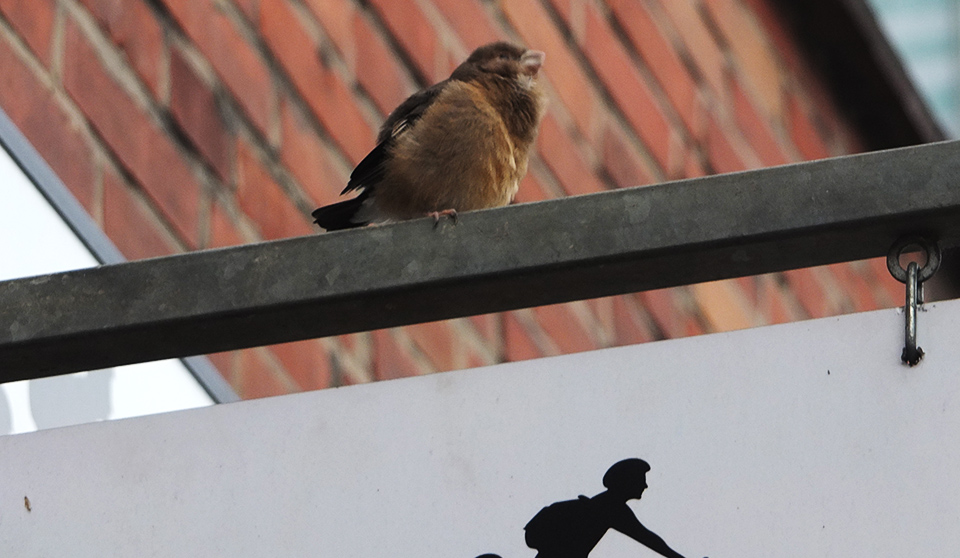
top-left (0, 0), bottom-right (902, 398)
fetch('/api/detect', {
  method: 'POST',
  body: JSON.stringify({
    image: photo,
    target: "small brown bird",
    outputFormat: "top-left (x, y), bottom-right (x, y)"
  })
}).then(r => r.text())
top-left (312, 42), bottom-right (547, 231)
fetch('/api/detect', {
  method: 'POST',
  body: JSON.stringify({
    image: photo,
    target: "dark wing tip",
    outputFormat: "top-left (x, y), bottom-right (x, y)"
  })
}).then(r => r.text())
top-left (342, 142), bottom-right (389, 195)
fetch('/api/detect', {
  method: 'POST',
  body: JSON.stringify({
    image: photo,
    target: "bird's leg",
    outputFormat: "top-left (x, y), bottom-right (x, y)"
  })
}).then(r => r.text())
top-left (428, 208), bottom-right (458, 228)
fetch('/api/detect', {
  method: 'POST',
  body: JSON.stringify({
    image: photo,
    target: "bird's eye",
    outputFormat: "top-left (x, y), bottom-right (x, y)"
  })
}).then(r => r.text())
top-left (498, 53), bottom-right (510, 60)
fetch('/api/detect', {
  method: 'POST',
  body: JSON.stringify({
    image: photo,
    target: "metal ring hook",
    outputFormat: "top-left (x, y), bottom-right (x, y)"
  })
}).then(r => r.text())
top-left (902, 261), bottom-right (923, 366)
top-left (886, 235), bottom-right (941, 283)
top-left (886, 236), bottom-right (941, 366)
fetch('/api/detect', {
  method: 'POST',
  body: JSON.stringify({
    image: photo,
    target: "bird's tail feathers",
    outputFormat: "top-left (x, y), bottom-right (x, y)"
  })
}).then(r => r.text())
top-left (312, 193), bottom-right (371, 231)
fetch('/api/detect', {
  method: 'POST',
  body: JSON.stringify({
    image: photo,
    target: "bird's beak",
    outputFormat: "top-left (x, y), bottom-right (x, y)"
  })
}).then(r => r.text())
top-left (520, 50), bottom-right (545, 76)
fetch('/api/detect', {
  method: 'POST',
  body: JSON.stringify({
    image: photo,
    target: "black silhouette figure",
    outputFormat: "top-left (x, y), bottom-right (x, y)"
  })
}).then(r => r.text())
top-left (523, 459), bottom-right (687, 558)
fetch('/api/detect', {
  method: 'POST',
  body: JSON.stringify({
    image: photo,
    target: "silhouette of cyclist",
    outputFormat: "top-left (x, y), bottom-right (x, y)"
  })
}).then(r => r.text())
top-left (523, 459), bottom-right (688, 558)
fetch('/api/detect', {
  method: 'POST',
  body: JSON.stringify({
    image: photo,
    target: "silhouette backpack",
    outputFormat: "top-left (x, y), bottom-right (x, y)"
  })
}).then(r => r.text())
top-left (524, 495), bottom-right (599, 550)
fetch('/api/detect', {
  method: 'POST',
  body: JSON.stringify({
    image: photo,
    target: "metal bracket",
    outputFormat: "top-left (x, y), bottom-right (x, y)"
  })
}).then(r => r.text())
top-left (886, 236), bottom-right (941, 366)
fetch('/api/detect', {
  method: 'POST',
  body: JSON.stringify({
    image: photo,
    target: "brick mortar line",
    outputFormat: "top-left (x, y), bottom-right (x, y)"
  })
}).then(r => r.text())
top-left (104, 167), bottom-right (190, 254)
top-left (622, 293), bottom-right (667, 343)
top-left (324, 336), bottom-right (375, 386)
top-left (536, 0), bottom-right (672, 182)
top-left (251, 345), bottom-right (302, 394)
top-left (512, 308), bottom-right (563, 359)
top-left (565, 299), bottom-right (613, 348)
top-left (699, 0), bottom-right (830, 160)
top-left (764, 273), bottom-right (808, 322)
top-left (0, 5), bottom-right (196, 253)
top-left (49, 1), bottom-right (66, 85)
top-left (526, 153), bottom-right (581, 201)
top-left (776, 272), bottom-right (822, 321)
top-left (674, 284), bottom-right (715, 335)
top-left (221, 0), bottom-right (392, 219)
top-left (449, 318), bottom-right (502, 368)
top-left (593, 0), bottom-right (706, 158)
top-left (690, 0), bottom-right (798, 169)
top-left (0, 10), bottom-right (57, 94)
top-left (208, 185), bottom-right (269, 246)
top-left (413, 0), bottom-right (475, 62)
top-left (645, 0), bottom-right (844, 171)
top-left (638, 0), bottom-right (722, 167)
top-left (360, 0), bottom-right (432, 89)
top-left (59, 0), bottom-right (229, 249)
top-left (151, 0), bottom-right (353, 232)
top-left (61, 0), bottom-right (157, 118)
top-left (392, 328), bottom-right (441, 376)
top-left (235, 120), bottom-right (327, 228)
top-left (713, 111), bottom-right (766, 170)
top-left (281, 0), bottom-right (390, 140)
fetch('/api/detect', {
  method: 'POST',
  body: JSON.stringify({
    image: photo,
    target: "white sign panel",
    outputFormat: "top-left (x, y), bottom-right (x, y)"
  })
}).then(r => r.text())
top-left (2, 300), bottom-right (960, 557)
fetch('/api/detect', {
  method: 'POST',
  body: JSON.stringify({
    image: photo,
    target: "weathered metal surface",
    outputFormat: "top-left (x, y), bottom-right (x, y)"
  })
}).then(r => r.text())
top-left (3, 140), bottom-right (960, 380)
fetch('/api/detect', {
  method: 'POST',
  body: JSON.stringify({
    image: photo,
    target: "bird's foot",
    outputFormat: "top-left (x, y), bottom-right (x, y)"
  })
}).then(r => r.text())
top-left (428, 209), bottom-right (458, 228)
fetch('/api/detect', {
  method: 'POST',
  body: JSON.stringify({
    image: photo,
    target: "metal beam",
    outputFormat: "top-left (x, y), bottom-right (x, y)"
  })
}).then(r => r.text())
top-left (4, 140), bottom-right (960, 381)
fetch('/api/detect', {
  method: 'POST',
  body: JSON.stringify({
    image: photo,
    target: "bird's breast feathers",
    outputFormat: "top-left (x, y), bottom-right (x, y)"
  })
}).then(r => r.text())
top-left (374, 81), bottom-right (530, 219)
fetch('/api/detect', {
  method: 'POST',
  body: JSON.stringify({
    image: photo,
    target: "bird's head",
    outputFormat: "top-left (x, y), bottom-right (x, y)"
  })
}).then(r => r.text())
top-left (454, 42), bottom-right (545, 90)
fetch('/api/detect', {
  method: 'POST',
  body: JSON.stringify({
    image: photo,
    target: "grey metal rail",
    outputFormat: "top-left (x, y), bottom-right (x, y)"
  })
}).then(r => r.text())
top-left (3, 140), bottom-right (960, 381)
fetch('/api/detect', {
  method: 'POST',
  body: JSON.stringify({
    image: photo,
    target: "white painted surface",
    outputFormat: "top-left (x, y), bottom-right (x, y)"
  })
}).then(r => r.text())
top-left (2, 299), bottom-right (959, 557)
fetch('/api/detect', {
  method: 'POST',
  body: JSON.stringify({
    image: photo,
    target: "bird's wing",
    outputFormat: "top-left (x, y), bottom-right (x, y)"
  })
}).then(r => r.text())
top-left (341, 141), bottom-right (389, 195)
top-left (341, 81), bottom-right (448, 195)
